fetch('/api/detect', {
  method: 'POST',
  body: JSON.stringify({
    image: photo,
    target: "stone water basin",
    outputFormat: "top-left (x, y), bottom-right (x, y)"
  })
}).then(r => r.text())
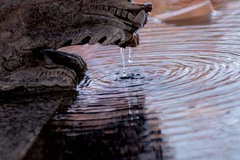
top-left (23, 0), bottom-right (240, 159)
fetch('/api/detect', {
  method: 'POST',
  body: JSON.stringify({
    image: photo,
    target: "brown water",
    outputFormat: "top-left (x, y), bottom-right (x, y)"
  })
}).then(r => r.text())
top-left (25, 1), bottom-right (240, 160)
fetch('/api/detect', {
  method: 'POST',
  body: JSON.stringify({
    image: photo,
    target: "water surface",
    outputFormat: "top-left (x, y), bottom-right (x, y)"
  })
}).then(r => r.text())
top-left (25, 1), bottom-right (240, 160)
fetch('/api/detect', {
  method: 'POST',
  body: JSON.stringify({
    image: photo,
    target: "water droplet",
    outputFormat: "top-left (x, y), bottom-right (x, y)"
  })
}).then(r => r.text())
top-left (120, 47), bottom-right (127, 76)
top-left (122, 70), bottom-right (127, 77)
top-left (128, 47), bottom-right (133, 63)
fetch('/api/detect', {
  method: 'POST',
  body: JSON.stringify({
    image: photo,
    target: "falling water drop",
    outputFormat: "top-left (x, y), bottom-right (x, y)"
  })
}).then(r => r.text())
top-left (128, 47), bottom-right (133, 63)
top-left (120, 47), bottom-right (127, 76)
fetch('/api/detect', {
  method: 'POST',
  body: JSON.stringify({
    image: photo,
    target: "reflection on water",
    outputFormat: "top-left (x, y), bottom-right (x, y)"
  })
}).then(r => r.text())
top-left (25, 0), bottom-right (240, 160)
top-left (25, 87), bottom-right (167, 160)
top-left (0, 92), bottom-right (77, 160)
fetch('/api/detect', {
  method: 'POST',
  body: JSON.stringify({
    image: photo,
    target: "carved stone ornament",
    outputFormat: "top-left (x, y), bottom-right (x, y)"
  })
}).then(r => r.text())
top-left (0, 0), bottom-right (152, 94)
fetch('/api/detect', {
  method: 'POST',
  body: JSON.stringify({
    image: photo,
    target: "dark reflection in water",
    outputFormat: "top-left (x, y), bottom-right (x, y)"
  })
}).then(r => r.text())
top-left (24, 85), bottom-right (169, 160)
top-left (25, 0), bottom-right (240, 160)
top-left (0, 92), bottom-right (77, 160)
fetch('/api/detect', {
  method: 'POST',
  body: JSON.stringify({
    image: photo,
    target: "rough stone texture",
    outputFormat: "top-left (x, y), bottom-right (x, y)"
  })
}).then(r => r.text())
top-left (0, 0), bottom-right (152, 93)
top-left (0, 92), bottom-right (77, 160)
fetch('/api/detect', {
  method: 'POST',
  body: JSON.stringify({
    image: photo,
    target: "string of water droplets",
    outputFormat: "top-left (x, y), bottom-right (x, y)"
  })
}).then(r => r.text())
top-left (128, 47), bottom-right (133, 63)
top-left (120, 47), bottom-right (133, 77)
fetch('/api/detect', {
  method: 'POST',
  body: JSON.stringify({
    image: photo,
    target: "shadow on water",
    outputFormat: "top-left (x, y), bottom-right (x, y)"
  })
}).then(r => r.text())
top-left (24, 79), bottom-right (171, 160)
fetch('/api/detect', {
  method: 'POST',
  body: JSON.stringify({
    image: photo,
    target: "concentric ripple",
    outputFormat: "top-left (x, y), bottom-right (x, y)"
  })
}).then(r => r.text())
top-left (25, 1), bottom-right (240, 160)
